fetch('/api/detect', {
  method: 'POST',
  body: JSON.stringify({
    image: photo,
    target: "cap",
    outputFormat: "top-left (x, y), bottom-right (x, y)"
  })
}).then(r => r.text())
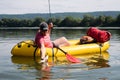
top-left (39, 22), bottom-right (48, 31)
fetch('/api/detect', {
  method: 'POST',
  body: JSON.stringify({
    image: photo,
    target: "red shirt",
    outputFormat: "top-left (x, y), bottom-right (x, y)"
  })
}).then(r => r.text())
top-left (35, 32), bottom-right (53, 48)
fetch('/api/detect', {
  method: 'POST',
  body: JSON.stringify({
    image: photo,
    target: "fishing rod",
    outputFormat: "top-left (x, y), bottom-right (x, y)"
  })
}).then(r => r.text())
top-left (48, 0), bottom-right (51, 19)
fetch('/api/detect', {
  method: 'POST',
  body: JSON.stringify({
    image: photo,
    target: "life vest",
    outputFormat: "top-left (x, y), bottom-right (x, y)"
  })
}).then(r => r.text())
top-left (87, 27), bottom-right (111, 43)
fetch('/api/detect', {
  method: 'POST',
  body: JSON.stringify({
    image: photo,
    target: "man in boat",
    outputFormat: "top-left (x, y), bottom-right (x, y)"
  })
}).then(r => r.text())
top-left (80, 35), bottom-right (96, 44)
top-left (35, 22), bottom-right (70, 63)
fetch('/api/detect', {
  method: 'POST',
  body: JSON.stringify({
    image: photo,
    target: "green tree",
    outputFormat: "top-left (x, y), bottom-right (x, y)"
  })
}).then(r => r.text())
top-left (103, 16), bottom-right (115, 26)
top-left (116, 14), bottom-right (120, 26)
top-left (95, 15), bottom-right (105, 26)
top-left (1, 18), bottom-right (9, 27)
top-left (53, 18), bottom-right (62, 27)
top-left (60, 16), bottom-right (81, 27)
top-left (80, 15), bottom-right (95, 27)
top-left (0, 19), bottom-right (3, 27)
top-left (0, 13), bottom-right (120, 27)
top-left (32, 17), bottom-right (45, 27)
top-left (8, 18), bottom-right (21, 27)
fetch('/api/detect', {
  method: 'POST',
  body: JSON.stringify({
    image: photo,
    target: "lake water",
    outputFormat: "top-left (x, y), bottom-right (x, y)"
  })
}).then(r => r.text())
top-left (0, 28), bottom-right (120, 80)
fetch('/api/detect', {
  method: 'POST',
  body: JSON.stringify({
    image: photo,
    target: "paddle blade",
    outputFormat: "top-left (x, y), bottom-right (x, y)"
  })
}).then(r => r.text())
top-left (66, 53), bottom-right (81, 63)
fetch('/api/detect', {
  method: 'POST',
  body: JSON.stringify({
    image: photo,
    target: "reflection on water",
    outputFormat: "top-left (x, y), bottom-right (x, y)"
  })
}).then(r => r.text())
top-left (11, 51), bottom-right (110, 79)
top-left (85, 56), bottom-right (110, 69)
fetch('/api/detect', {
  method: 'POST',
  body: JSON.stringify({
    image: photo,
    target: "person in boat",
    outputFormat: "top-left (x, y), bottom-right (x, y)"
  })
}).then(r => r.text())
top-left (35, 22), bottom-right (70, 63)
top-left (79, 35), bottom-right (96, 44)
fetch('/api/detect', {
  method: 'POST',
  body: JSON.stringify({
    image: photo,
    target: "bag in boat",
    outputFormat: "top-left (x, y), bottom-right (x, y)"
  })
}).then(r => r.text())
top-left (87, 27), bottom-right (111, 43)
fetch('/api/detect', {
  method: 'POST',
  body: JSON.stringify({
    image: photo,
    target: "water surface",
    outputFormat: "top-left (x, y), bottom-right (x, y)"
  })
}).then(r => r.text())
top-left (0, 29), bottom-right (120, 80)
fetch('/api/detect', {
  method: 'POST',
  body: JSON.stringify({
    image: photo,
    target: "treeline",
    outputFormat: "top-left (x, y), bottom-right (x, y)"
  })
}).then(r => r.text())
top-left (0, 14), bottom-right (120, 27)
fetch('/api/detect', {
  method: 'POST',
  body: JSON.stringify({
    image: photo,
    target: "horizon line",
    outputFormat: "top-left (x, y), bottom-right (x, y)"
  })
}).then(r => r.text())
top-left (0, 10), bottom-right (120, 15)
top-left (0, 27), bottom-right (120, 30)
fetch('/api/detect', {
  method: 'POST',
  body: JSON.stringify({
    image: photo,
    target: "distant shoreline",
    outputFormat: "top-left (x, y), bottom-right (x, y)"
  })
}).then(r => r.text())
top-left (0, 27), bottom-right (120, 30)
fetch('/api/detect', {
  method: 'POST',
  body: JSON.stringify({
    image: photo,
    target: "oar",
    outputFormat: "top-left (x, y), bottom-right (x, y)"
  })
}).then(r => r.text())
top-left (55, 46), bottom-right (81, 63)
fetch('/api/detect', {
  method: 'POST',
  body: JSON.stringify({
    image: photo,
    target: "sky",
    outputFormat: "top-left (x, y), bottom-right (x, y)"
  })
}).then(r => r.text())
top-left (0, 0), bottom-right (120, 14)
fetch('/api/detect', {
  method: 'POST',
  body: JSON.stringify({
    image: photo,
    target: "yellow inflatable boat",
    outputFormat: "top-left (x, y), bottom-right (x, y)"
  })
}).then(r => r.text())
top-left (11, 40), bottom-right (110, 57)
